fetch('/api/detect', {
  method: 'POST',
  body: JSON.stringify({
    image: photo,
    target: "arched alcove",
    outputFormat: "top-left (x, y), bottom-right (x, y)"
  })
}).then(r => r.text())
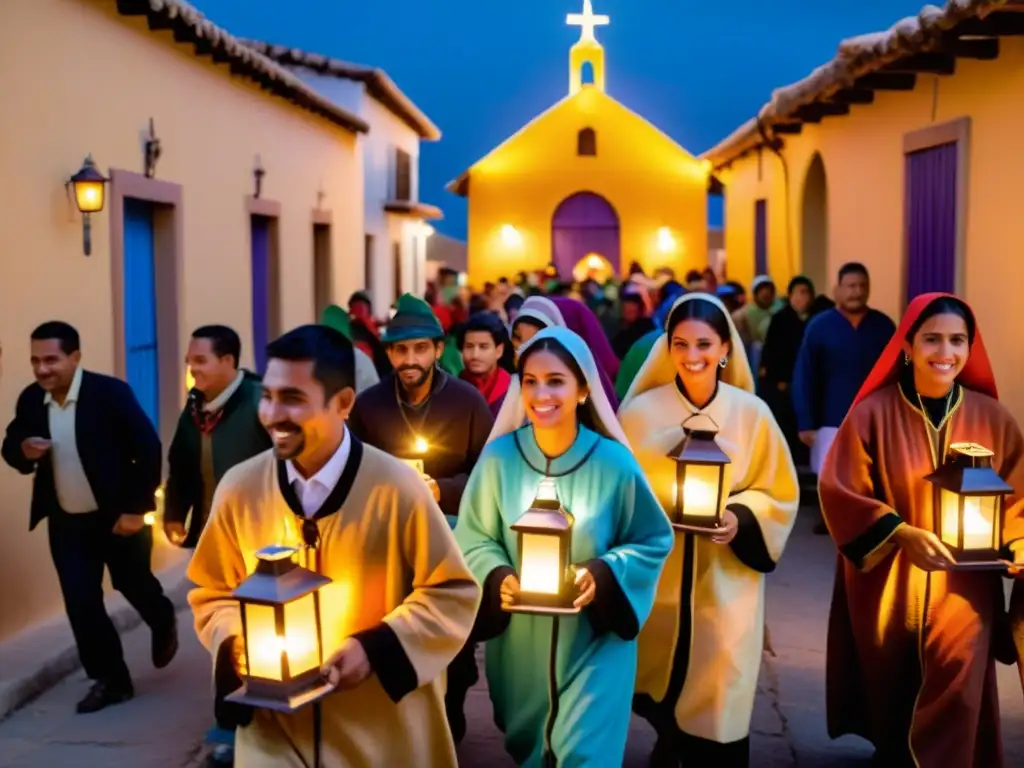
top-left (577, 127), bottom-right (596, 156)
top-left (800, 152), bottom-right (828, 292)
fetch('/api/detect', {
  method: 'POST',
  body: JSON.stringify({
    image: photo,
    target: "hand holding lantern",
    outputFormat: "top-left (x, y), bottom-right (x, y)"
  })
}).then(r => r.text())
top-left (923, 442), bottom-right (1012, 571)
top-left (668, 413), bottom-right (731, 534)
top-left (505, 477), bottom-right (581, 616)
top-left (227, 544), bottom-right (334, 712)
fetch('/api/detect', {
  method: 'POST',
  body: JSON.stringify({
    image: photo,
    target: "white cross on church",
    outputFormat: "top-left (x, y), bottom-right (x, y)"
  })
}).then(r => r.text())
top-left (566, 0), bottom-right (609, 42)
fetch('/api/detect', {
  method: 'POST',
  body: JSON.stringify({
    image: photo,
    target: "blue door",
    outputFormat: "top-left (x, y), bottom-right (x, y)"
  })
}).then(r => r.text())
top-left (754, 199), bottom-right (768, 275)
top-left (251, 216), bottom-right (271, 373)
top-left (123, 198), bottom-right (160, 430)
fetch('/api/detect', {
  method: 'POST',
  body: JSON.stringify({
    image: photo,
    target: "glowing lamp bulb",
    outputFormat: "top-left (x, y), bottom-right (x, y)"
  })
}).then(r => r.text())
top-left (657, 227), bottom-right (676, 253)
top-left (500, 224), bottom-right (523, 248)
top-left (144, 512), bottom-right (156, 526)
top-left (413, 436), bottom-right (428, 454)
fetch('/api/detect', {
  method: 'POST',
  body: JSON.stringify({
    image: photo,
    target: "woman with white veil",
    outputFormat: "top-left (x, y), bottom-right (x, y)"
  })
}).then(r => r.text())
top-left (455, 326), bottom-right (672, 766)
top-left (619, 292), bottom-right (799, 767)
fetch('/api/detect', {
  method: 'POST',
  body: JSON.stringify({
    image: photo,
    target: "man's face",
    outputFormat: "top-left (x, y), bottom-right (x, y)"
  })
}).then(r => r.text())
top-left (622, 300), bottom-right (642, 324)
top-left (754, 284), bottom-right (776, 309)
top-left (30, 339), bottom-right (79, 392)
top-left (462, 331), bottom-right (502, 376)
top-left (186, 337), bottom-right (236, 396)
top-left (789, 284), bottom-right (813, 315)
top-left (259, 359), bottom-right (354, 462)
top-left (387, 338), bottom-right (441, 389)
top-left (836, 272), bottom-right (870, 313)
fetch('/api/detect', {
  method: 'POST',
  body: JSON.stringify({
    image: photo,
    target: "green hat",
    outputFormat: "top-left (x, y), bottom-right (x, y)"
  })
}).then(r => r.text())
top-left (382, 293), bottom-right (444, 344)
top-left (321, 305), bottom-right (352, 341)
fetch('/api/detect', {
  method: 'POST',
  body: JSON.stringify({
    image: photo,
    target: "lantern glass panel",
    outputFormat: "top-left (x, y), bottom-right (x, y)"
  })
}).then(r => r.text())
top-left (940, 489), bottom-right (997, 550)
top-left (676, 463), bottom-right (722, 519)
top-left (520, 532), bottom-right (562, 595)
top-left (244, 602), bottom-right (284, 681)
top-left (282, 593), bottom-right (321, 676)
top-left (74, 181), bottom-right (105, 213)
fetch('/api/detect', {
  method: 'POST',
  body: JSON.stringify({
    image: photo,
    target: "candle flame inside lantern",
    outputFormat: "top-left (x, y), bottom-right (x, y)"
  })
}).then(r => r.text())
top-left (413, 436), bottom-right (428, 454)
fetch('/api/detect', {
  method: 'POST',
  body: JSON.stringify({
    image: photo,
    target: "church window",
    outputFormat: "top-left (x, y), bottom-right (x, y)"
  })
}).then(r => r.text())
top-left (578, 127), bottom-right (597, 156)
top-left (580, 60), bottom-right (596, 86)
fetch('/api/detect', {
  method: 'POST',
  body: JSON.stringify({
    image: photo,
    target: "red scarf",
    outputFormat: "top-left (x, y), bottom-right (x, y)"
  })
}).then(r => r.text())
top-left (851, 292), bottom-right (998, 410)
top-left (460, 367), bottom-right (511, 407)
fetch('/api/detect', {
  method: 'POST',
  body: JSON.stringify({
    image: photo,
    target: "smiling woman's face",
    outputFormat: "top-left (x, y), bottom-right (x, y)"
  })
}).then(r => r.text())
top-left (669, 319), bottom-right (728, 389)
top-left (521, 349), bottom-right (584, 431)
top-left (907, 312), bottom-right (969, 394)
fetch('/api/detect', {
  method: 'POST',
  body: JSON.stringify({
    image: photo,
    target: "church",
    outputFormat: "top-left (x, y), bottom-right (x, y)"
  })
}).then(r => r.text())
top-left (448, 1), bottom-right (710, 286)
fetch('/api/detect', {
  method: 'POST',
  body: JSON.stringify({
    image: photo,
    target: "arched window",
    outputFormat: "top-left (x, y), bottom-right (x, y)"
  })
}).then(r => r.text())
top-left (577, 127), bottom-right (597, 157)
top-left (580, 61), bottom-right (595, 86)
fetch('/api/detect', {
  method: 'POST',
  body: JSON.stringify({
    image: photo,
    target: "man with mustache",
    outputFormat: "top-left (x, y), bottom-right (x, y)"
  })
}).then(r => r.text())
top-left (347, 293), bottom-right (493, 744)
top-left (188, 324), bottom-right (479, 767)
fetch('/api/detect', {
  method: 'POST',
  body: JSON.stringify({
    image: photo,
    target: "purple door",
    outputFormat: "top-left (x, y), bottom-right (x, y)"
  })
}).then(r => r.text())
top-left (551, 192), bottom-right (620, 277)
top-left (754, 199), bottom-right (768, 276)
top-left (905, 142), bottom-right (957, 302)
top-left (251, 215), bottom-right (271, 373)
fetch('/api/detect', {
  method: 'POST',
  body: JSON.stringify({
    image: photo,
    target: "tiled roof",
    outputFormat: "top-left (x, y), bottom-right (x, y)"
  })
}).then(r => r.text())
top-left (112, 0), bottom-right (369, 134)
top-left (702, 0), bottom-right (1022, 167)
top-left (240, 41), bottom-right (441, 141)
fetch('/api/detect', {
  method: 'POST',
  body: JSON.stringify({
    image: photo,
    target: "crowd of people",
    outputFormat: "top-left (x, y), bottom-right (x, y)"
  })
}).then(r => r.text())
top-left (3, 258), bottom-right (1024, 768)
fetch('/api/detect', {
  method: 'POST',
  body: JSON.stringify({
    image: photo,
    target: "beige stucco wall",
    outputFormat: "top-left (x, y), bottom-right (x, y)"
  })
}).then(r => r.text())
top-left (0, 0), bottom-right (363, 641)
top-left (717, 41), bottom-right (1024, 426)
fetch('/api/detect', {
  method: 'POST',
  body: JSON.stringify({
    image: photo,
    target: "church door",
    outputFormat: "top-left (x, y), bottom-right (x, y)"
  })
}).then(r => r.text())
top-left (551, 192), bottom-right (620, 278)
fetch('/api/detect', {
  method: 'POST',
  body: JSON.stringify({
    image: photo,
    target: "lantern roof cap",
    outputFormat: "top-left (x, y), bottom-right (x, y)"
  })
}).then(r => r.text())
top-left (670, 428), bottom-right (731, 466)
top-left (69, 154), bottom-right (108, 184)
top-left (512, 508), bottom-right (572, 533)
top-left (925, 444), bottom-right (1013, 495)
top-left (234, 547), bottom-right (331, 603)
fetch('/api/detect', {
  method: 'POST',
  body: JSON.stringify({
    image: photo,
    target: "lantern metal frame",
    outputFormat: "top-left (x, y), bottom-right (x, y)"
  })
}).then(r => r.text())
top-left (924, 442), bottom-right (1012, 571)
top-left (399, 434), bottom-right (428, 474)
top-left (506, 477), bottom-right (581, 616)
top-left (668, 412), bottom-right (731, 534)
top-left (226, 545), bottom-right (335, 712)
top-left (66, 154), bottom-right (109, 257)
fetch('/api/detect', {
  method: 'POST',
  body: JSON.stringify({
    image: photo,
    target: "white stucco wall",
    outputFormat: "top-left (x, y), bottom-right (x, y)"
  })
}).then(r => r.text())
top-left (295, 70), bottom-right (428, 314)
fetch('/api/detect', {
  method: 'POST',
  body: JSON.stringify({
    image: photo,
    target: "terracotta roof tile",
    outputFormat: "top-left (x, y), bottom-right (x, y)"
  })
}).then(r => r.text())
top-left (113, 0), bottom-right (369, 134)
top-left (240, 40), bottom-right (441, 141)
top-left (702, 0), bottom-right (1022, 167)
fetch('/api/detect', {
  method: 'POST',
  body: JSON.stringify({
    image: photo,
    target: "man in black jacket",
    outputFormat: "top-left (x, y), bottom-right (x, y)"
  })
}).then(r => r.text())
top-left (1, 321), bottom-right (177, 714)
top-left (164, 325), bottom-right (270, 549)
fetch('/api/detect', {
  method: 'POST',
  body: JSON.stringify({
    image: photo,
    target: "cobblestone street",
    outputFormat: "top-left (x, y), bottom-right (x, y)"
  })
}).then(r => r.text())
top-left (1, 508), bottom-right (1021, 767)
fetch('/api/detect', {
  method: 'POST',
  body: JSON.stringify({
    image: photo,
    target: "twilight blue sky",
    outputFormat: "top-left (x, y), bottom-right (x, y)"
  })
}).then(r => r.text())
top-left (193, 0), bottom-right (925, 237)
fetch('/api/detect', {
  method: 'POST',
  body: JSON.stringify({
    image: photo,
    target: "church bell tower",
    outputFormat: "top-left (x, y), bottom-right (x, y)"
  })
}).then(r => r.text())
top-left (567, 0), bottom-right (609, 95)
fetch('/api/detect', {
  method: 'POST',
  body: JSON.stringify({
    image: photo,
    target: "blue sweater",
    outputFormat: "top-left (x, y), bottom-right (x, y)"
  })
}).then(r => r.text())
top-left (792, 308), bottom-right (895, 431)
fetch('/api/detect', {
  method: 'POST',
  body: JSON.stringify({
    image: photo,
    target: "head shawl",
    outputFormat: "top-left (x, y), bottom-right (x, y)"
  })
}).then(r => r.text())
top-left (488, 326), bottom-right (630, 448)
top-left (851, 292), bottom-right (996, 409)
top-left (621, 292), bottom-right (755, 411)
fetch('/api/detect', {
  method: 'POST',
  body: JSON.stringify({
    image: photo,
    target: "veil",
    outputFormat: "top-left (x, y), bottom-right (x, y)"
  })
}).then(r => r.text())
top-left (488, 326), bottom-right (631, 448)
top-left (621, 292), bottom-right (755, 410)
top-left (514, 296), bottom-right (565, 329)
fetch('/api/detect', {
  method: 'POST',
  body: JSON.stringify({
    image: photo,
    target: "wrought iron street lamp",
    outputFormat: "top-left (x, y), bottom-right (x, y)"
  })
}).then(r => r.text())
top-left (67, 154), bottom-right (108, 256)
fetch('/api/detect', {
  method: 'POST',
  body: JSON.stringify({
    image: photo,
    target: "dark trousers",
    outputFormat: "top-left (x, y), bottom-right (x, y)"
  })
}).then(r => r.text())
top-left (47, 510), bottom-right (174, 685)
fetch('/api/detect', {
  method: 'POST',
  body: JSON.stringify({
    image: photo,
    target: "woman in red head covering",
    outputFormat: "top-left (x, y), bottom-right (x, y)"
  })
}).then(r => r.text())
top-left (820, 293), bottom-right (1024, 767)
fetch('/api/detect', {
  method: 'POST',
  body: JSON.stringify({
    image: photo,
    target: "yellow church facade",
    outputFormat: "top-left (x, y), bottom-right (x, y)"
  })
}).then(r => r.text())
top-left (449, 1), bottom-right (710, 286)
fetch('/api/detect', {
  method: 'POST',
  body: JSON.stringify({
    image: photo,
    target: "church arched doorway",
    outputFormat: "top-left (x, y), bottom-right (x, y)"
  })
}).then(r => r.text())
top-left (800, 153), bottom-right (828, 292)
top-left (551, 192), bottom-right (620, 280)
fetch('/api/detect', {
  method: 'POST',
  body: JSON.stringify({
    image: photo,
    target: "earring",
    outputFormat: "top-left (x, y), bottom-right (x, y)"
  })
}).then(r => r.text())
top-left (578, 397), bottom-right (587, 406)
top-left (718, 356), bottom-right (729, 369)
top-left (903, 352), bottom-right (911, 365)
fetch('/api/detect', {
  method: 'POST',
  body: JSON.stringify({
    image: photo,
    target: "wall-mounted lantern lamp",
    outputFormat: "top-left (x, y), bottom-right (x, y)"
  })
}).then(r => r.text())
top-left (67, 154), bottom-right (109, 257)
top-left (144, 118), bottom-right (161, 179)
top-left (254, 154), bottom-right (266, 199)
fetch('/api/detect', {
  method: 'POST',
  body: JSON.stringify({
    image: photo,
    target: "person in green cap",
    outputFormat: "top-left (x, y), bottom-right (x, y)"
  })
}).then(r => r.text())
top-left (347, 292), bottom-right (494, 744)
top-left (320, 305), bottom-right (381, 393)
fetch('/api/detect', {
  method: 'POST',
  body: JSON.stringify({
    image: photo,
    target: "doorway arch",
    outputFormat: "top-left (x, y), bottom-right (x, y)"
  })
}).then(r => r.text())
top-left (800, 153), bottom-right (828, 291)
top-left (551, 192), bottom-right (620, 279)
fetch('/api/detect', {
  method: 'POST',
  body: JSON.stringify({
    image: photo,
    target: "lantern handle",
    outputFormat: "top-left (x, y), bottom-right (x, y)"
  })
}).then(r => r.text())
top-left (680, 411), bottom-right (720, 434)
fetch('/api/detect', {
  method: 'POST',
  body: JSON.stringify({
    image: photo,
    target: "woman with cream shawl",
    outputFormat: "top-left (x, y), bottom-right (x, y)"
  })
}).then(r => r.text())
top-left (511, 296), bottom-right (620, 409)
top-left (820, 293), bottom-right (1024, 767)
top-left (455, 326), bottom-right (673, 766)
top-left (619, 292), bottom-right (799, 767)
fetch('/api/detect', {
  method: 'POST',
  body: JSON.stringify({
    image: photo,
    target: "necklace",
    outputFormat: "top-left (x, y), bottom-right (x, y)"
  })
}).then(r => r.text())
top-left (916, 385), bottom-right (956, 430)
top-left (394, 372), bottom-right (435, 443)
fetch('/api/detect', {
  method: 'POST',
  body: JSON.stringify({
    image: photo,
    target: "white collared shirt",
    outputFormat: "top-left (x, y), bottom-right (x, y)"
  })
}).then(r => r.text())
top-left (285, 428), bottom-right (350, 518)
top-left (45, 366), bottom-right (99, 514)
